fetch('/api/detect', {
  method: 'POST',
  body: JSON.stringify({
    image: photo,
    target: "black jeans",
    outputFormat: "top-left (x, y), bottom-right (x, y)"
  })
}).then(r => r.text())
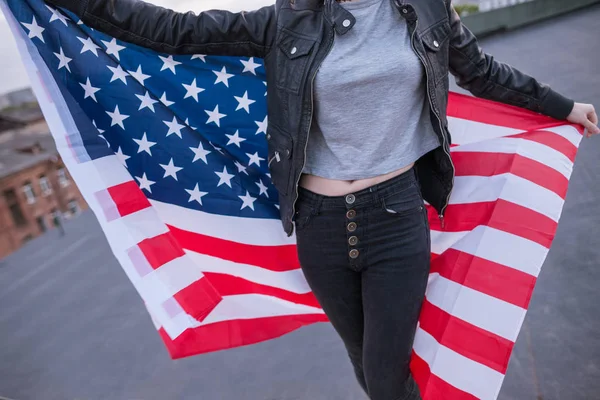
top-left (295, 168), bottom-right (430, 400)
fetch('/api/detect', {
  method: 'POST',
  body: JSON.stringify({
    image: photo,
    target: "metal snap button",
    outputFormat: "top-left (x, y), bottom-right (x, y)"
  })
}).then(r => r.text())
top-left (342, 19), bottom-right (351, 28)
top-left (349, 249), bottom-right (359, 259)
top-left (346, 210), bottom-right (356, 219)
top-left (433, 40), bottom-right (439, 48)
top-left (290, 46), bottom-right (297, 55)
top-left (347, 222), bottom-right (357, 232)
top-left (345, 194), bottom-right (355, 204)
top-left (348, 236), bottom-right (358, 246)
top-left (401, 8), bottom-right (408, 14)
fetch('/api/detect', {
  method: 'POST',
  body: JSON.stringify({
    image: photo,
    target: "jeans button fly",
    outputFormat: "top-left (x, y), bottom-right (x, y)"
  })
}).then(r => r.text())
top-left (346, 209), bottom-right (356, 219)
top-left (349, 249), bottom-right (359, 259)
top-left (347, 222), bottom-right (357, 232)
top-left (345, 194), bottom-right (355, 204)
top-left (348, 236), bottom-right (358, 246)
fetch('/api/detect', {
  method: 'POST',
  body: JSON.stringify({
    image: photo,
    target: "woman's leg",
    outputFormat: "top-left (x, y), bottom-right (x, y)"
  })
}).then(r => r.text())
top-left (361, 184), bottom-right (431, 400)
top-left (295, 194), bottom-right (368, 394)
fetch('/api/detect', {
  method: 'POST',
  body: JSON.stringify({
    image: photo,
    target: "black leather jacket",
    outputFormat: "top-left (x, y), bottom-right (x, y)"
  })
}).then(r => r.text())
top-left (48, 0), bottom-right (575, 236)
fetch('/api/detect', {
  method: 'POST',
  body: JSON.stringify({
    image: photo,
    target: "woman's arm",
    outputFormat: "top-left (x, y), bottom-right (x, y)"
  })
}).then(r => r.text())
top-left (45, 0), bottom-right (278, 58)
top-left (445, 0), bottom-right (574, 121)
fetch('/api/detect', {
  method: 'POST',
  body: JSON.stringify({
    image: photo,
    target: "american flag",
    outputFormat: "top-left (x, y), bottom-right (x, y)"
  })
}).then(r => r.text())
top-left (3, 0), bottom-right (583, 398)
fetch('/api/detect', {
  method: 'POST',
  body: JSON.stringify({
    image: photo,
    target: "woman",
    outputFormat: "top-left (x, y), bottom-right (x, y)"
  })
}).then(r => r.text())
top-left (46, 0), bottom-right (599, 398)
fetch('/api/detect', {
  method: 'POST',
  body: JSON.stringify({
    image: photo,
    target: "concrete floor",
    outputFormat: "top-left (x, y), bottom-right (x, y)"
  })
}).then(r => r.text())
top-left (1, 5), bottom-right (600, 400)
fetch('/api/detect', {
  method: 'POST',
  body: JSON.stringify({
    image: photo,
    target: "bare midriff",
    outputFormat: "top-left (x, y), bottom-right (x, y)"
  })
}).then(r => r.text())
top-left (299, 162), bottom-right (414, 197)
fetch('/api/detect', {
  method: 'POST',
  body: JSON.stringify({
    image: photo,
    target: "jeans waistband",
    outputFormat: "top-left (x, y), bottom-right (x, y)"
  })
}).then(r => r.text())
top-left (297, 167), bottom-right (418, 211)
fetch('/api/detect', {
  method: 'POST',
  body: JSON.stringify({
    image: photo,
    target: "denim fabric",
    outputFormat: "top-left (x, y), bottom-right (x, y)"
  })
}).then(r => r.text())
top-left (295, 169), bottom-right (430, 400)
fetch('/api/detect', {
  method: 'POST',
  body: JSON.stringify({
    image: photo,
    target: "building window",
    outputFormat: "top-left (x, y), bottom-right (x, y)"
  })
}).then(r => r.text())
top-left (3, 189), bottom-right (27, 227)
top-left (57, 167), bottom-right (69, 187)
top-left (22, 181), bottom-right (36, 204)
top-left (68, 199), bottom-right (80, 216)
top-left (39, 175), bottom-right (52, 196)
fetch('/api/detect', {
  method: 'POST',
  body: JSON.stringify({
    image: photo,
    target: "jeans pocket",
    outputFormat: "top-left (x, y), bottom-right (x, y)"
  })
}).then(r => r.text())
top-left (381, 185), bottom-right (424, 217)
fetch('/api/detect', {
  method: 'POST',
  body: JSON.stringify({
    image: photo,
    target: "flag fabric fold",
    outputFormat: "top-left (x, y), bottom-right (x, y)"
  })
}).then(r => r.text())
top-left (2, 0), bottom-right (582, 398)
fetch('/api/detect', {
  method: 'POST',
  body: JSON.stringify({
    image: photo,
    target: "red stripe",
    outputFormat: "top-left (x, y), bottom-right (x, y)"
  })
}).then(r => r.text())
top-left (430, 248), bottom-right (536, 309)
top-left (419, 300), bottom-right (514, 374)
top-left (447, 92), bottom-right (575, 132)
top-left (427, 200), bottom-right (558, 249)
top-left (202, 272), bottom-right (322, 308)
top-left (411, 351), bottom-right (479, 400)
top-left (138, 232), bottom-right (185, 269)
top-left (159, 314), bottom-right (329, 359)
top-left (451, 151), bottom-right (570, 199)
top-left (169, 225), bottom-right (301, 272)
top-left (107, 181), bottom-right (151, 217)
top-left (173, 276), bottom-right (222, 322)
top-left (510, 129), bottom-right (578, 162)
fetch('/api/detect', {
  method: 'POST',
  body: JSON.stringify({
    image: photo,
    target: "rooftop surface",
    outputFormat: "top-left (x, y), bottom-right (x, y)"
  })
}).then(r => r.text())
top-left (1, 5), bottom-right (600, 400)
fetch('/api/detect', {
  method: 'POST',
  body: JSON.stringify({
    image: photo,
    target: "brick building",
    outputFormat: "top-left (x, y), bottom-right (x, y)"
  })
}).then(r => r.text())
top-left (0, 117), bottom-right (88, 259)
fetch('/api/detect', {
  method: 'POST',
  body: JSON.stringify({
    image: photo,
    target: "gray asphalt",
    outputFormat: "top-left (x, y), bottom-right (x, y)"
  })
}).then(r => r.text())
top-left (2, 5), bottom-right (600, 400)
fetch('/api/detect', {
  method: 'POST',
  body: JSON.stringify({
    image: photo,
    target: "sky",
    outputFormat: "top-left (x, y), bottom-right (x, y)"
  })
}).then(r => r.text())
top-left (0, 0), bottom-right (273, 95)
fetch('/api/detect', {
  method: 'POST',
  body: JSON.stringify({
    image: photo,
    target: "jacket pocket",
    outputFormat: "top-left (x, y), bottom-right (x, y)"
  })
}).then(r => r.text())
top-left (266, 125), bottom-right (294, 196)
top-left (275, 30), bottom-right (316, 94)
top-left (421, 22), bottom-right (451, 85)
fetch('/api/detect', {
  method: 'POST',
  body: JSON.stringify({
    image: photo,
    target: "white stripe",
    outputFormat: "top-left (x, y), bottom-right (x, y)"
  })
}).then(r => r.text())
top-left (413, 326), bottom-right (504, 400)
top-left (101, 207), bottom-right (169, 253)
top-left (201, 294), bottom-right (324, 325)
top-left (453, 137), bottom-right (574, 179)
top-left (185, 250), bottom-right (311, 294)
top-left (431, 226), bottom-right (547, 277)
top-left (545, 125), bottom-right (583, 147)
top-left (448, 116), bottom-right (521, 145)
top-left (137, 255), bottom-right (205, 306)
top-left (150, 199), bottom-right (297, 246)
top-left (451, 174), bottom-right (564, 222)
top-left (426, 274), bottom-right (526, 342)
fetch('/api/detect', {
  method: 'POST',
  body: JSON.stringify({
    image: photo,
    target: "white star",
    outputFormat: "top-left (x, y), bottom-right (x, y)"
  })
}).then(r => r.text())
top-left (159, 55), bottom-right (182, 74)
top-left (246, 152), bottom-right (265, 167)
top-left (205, 105), bottom-right (226, 127)
top-left (235, 161), bottom-right (249, 176)
top-left (106, 105), bottom-right (129, 129)
top-left (159, 92), bottom-right (174, 107)
top-left (213, 66), bottom-right (234, 87)
top-left (93, 120), bottom-right (109, 146)
top-left (240, 57), bottom-right (261, 75)
top-left (160, 158), bottom-right (183, 180)
top-left (255, 116), bottom-right (268, 135)
top-left (45, 5), bottom-right (69, 26)
top-left (127, 65), bottom-right (151, 85)
top-left (263, 81), bottom-right (267, 96)
top-left (256, 179), bottom-right (269, 197)
top-left (21, 17), bottom-right (45, 42)
top-left (115, 147), bottom-right (130, 167)
top-left (78, 37), bottom-right (100, 56)
top-left (182, 78), bottom-right (205, 102)
top-left (191, 54), bottom-right (206, 62)
top-left (107, 65), bottom-right (129, 84)
top-left (163, 116), bottom-right (185, 138)
top-left (238, 191), bottom-right (257, 211)
top-left (102, 38), bottom-right (126, 61)
top-left (53, 47), bottom-right (72, 72)
top-left (190, 142), bottom-right (211, 164)
top-left (133, 132), bottom-right (156, 155)
top-left (135, 173), bottom-right (155, 193)
top-left (225, 130), bottom-right (246, 147)
top-left (234, 91), bottom-right (256, 113)
top-left (215, 166), bottom-right (234, 188)
top-left (210, 142), bottom-right (225, 154)
top-left (186, 184), bottom-right (208, 205)
top-left (80, 78), bottom-right (100, 102)
top-left (135, 91), bottom-right (158, 112)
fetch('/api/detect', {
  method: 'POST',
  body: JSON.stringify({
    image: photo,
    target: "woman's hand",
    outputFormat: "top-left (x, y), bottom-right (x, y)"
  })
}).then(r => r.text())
top-left (567, 102), bottom-right (599, 137)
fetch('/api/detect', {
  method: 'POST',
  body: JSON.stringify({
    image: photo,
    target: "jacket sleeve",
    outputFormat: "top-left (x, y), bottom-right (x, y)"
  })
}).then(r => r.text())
top-left (45, 0), bottom-right (278, 58)
top-left (445, 1), bottom-right (574, 120)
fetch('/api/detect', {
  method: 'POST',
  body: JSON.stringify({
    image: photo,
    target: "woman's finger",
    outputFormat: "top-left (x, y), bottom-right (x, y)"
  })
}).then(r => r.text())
top-left (589, 109), bottom-right (599, 125)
